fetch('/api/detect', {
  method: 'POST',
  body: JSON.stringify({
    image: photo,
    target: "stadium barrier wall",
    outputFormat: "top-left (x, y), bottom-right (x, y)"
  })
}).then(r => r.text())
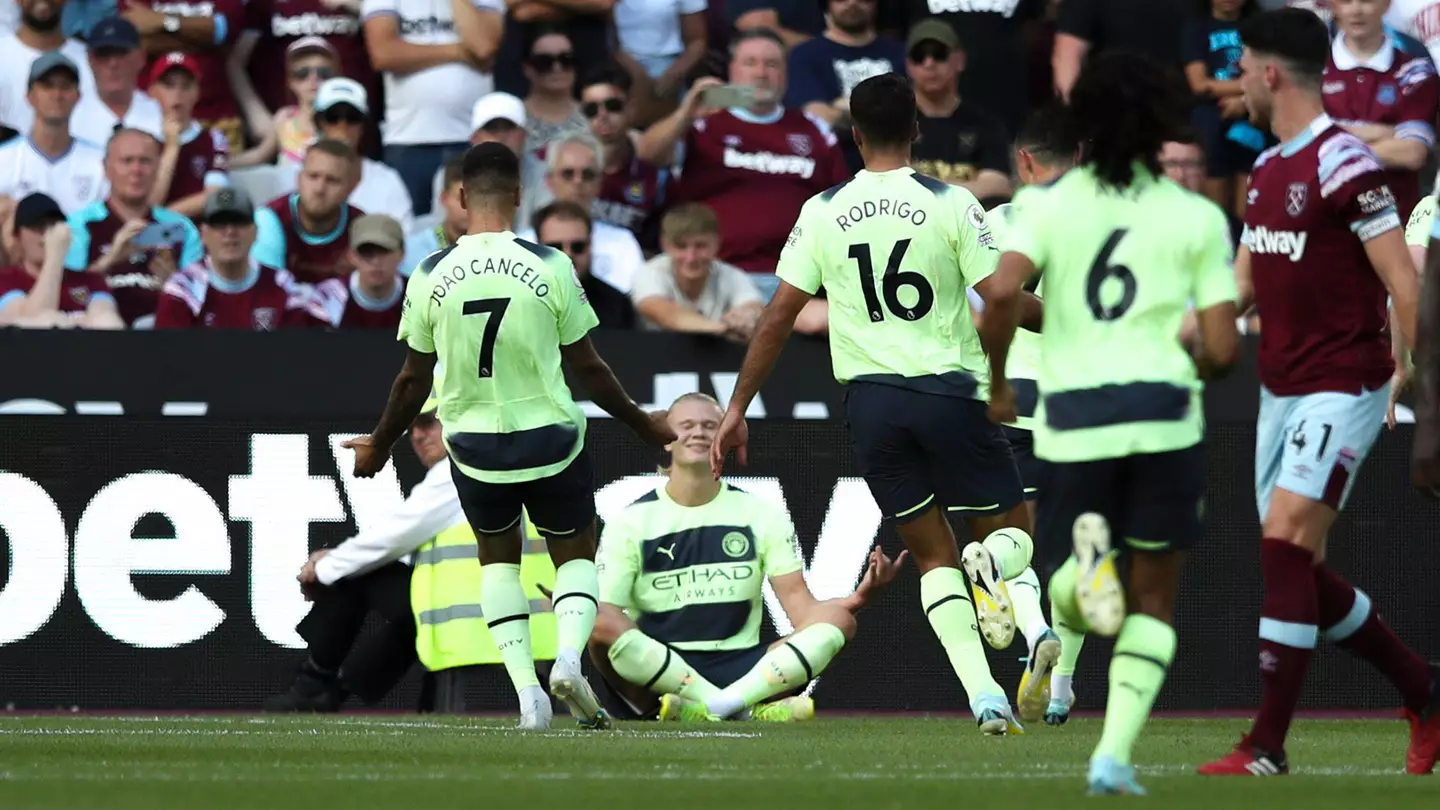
top-left (0, 332), bottom-right (1436, 712)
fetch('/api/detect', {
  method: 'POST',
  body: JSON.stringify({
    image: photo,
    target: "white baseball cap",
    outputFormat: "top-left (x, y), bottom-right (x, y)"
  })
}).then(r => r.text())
top-left (315, 77), bottom-right (368, 116)
top-left (471, 92), bottom-right (526, 133)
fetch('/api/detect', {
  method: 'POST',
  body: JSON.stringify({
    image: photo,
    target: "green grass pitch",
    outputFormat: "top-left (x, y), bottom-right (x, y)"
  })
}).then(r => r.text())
top-left (0, 716), bottom-right (1435, 809)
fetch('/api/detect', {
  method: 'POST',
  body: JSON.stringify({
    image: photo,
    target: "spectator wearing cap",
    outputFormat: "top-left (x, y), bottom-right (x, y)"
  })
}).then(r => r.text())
top-left (309, 212), bottom-right (406, 329)
top-left (632, 202), bottom-right (763, 340)
top-left (124, 0), bottom-right (248, 152)
top-left (144, 53), bottom-right (230, 220)
top-left (0, 53), bottom-right (107, 233)
top-left (71, 18), bottom-right (164, 146)
top-left (408, 154), bottom-right (465, 275)
top-left (65, 126), bottom-right (204, 326)
top-left (517, 132), bottom-right (644, 293)
top-left (0, 0), bottom-right (94, 134)
top-left (253, 138), bottom-right (362, 283)
top-left (362, 0), bottom-right (504, 218)
top-left (429, 91), bottom-right (548, 233)
top-left (229, 0), bottom-right (376, 135)
top-left (156, 186), bottom-right (319, 329)
top-left (581, 66), bottom-right (669, 252)
top-left (906, 19), bottom-right (1012, 205)
top-left (785, 0), bottom-right (905, 174)
top-left (727, 0), bottom-right (823, 49)
top-left (231, 37), bottom-right (338, 169)
top-left (533, 199), bottom-right (635, 328)
top-left (277, 78), bottom-right (412, 230)
top-left (887, 2), bottom-right (1046, 139)
top-left (0, 191), bottom-right (122, 328)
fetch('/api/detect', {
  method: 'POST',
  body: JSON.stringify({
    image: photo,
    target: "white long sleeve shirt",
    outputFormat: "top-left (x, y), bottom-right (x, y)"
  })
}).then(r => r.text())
top-left (314, 460), bottom-right (465, 586)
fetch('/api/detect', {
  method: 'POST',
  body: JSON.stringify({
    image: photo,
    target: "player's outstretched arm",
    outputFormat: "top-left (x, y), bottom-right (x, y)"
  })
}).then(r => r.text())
top-left (1365, 229), bottom-right (1422, 351)
top-left (710, 281), bottom-right (812, 478)
top-left (347, 349), bottom-right (437, 477)
top-left (560, 336), bottom-right (675, 448)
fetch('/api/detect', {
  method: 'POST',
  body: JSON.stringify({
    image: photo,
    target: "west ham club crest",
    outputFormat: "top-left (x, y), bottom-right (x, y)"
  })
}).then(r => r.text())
top-left (1285, 182), bottom-right (1308, 217)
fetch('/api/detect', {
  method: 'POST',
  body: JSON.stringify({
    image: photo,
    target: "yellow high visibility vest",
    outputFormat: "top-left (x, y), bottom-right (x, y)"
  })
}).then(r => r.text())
top-left (409, 513), bottom-right (559, 671)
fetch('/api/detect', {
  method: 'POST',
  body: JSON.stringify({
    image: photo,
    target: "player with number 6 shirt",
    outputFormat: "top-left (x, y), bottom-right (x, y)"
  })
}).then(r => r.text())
top-left (990, 50), bottom-right (1240, 795)
top-left (712, 72), bottom-right (1050, 738)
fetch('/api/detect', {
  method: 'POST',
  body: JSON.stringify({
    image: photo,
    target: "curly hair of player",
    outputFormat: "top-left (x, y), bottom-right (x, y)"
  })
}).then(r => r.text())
top-left (1066, 51), bottom-right (1191, 191)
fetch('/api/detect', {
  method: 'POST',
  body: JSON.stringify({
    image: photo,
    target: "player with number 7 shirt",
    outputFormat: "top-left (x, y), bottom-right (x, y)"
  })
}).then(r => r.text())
top-left (712, 72), bottom-right (1052, 737)
top-left (341, 142), bottom-right (675, 732)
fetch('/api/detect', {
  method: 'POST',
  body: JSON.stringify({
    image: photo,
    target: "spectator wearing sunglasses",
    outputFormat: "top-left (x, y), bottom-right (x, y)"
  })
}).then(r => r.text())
top-left (581, 66), bottom-right (668, 253)
top-left (146, 53), bottom-right (232, 220)
top-left (905, 19), bottom-right (1012, 206)
top-left (277, 78), bottom-right (413, 231)
top-left (533, 200), bottom-right (634, 328)
top-left (231, 37), bottom-right (338, 169)
top-left (522, 29), bottom-right (589, 155)
top-left (230, 0), bottom-right (377, 131)
top-left (71, 19), bottom-right (164, 148)
top-left (887, 2), bottom-right (1047, 139)
top-left (362, 0), bottom-right (505, 217)
top-left (518, 132), bottom-right (645, 294)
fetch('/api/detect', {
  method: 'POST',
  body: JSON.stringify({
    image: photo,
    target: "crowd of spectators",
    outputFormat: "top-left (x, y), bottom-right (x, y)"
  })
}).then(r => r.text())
top-left (0, 0), bottom-right (1436, 337)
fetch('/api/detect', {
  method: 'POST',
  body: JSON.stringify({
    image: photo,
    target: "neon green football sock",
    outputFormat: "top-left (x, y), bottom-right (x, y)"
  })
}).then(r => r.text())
top-left (705, 623), bottom-right (847, 718)
top-left (1093, 614), bottom-right (1177, 766)
top-left (480, 563), bottom-right (539, 693)
top-left (608, 629), bottom-right (722, 702)
top-left (1047, 556), bottom-right (1086, 631)
top-left (1007, 567), bottom-right (1049, 649)
top-left (982, 527), bottom-right (1034, 579)
top-left (921, 567), bottom-right (1004, 707)
top-left (551, 558), bottom-right (599, 659)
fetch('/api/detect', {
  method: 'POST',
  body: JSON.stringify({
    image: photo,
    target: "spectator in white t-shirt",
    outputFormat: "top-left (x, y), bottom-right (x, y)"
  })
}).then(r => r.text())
top-left (361, 0), bottom-right (504, 217)
top-left (279, 78), bottom-right (413, 231)
top-left (613, 0), bottom-right (709, 121)
top-left (70, 18), bottom-right (163, 147)
top-left (631, 202), bottom-right (762, 339)
top-left (0, 0), bottom-right (94, 135)
top-left (516, 132), bottom-right (644, 293)
top-left (0, 53), bottom-right (106, 231)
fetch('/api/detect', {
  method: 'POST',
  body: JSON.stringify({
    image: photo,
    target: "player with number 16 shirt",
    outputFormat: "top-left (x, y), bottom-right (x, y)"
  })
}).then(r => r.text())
top-left (712, 73), bottom-right (1041, 737)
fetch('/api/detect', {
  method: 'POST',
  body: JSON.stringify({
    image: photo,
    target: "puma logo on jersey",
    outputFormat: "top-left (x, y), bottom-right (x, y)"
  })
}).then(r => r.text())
top-left (1245, 226), bottom-right (1308, 261)
top-left (656, 543), bottom-right (677, 560)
